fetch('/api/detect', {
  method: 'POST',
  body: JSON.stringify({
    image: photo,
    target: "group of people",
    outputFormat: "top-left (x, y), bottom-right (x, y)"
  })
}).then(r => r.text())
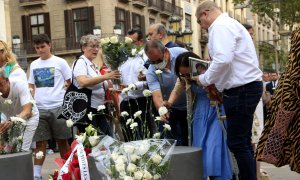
top-left (1, 0), bottom-right (296, 179)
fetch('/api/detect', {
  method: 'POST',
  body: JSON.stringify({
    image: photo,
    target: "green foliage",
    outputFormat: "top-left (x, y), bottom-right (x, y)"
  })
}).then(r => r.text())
top-left (259, 42), bottom-right (276, 69)
top-left (232, 0), bottom-right (300, 29)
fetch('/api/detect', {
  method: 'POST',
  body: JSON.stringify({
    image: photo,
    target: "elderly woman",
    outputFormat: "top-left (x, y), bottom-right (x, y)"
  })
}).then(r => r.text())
top-left (0, 40), bottom-right (27, 81)
top-left (73, 34), bottom-right (120, 135)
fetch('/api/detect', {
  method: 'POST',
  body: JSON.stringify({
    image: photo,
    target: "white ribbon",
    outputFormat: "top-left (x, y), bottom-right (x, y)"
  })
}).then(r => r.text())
top-left (57, 143), bottom-right (90, 180)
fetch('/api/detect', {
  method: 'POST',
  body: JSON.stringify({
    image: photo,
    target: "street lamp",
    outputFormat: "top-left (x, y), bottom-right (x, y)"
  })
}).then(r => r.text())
top-left (93, 26), bottom-right (101, 37)
top-left (12, 35), bottom-right (21, 45)
top-left (113, 24), bottom-right (122, 35)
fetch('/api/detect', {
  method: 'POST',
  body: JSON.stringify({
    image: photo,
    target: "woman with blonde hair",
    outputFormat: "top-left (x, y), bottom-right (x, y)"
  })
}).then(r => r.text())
top-left (0, 40), bottom-right (27, 81)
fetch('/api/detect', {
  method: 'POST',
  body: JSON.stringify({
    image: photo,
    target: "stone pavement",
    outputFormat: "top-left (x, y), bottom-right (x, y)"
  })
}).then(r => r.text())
top-left (42, 153), bottom-right (300, 180)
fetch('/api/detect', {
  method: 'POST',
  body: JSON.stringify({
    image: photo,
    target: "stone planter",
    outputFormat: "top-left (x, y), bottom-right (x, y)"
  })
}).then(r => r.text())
top-left (0, 151), bottom-right (33, 180)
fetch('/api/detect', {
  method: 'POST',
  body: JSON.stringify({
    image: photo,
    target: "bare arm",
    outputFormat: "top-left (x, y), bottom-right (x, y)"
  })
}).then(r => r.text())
top-left (76, 70), bottom-right (121, 88)
top-left (18, 103), bottom-right (33, 120)
top-left (28, 84), bottom-right (35, 97)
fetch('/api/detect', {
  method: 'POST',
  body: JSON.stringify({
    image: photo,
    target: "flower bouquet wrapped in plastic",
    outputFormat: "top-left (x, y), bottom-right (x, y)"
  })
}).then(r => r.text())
top-left (91, 136), bottom-right (176, 180)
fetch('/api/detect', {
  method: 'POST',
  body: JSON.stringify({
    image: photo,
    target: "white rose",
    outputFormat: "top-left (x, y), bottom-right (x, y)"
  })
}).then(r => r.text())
top-left (155, 69), bottom-right (162, 75)
top-left (131, 48), bottom-right (137, 56)
top-left (87, 112), bottom-right (93, 121)
top-left (133, 110), bottom-right (142, 119)
top-left (110, 36), bottom-right (118, 44)
top-left (134, 171), bottom-right (143, 180)
top-left (143, 170), bottom-right (152, 180)
top-left (115, 163), bottom-right (125, 172)
top-left (88, 135), bottom-right (100, 147)
top-left (130, 154), bottom-right (141, 162)
top-left (163, 123), bottom-right (171, 131)
top-left (126, 118), bottom-right (134, 126)
top-left (35, 151), bottom-right (44, 159)
top-left (115, 155), bottom-right (126, 164)
top-left (125, 37), bottom-right (133, 44)
top-left (153, 132), bottom-right (161, 139)
top-left (130, 122), bottom-right (138, 129)
top-left (124, 176), bottom-right (133, 180)
top-left (97, 105), bottom-right (106, 111)
top-left (154, 116), bottom-right (161, 121)
top-left (137, 141), bottom-right (149, 155)
top-left (128, 84), bottom-right (136, 90)
top-left (127, 163), bottom-right (137, 172)
top-left (142, 89), bottom-right (152, 97)
top-left (121, 111), bottom-right (129, 117)
top-left (66, 119), bottom-right (74, 127)
top-left (152, 154), bottom-right (162, 164)
top-left (100, 38), bottom-right (107, 45)
top-left (158, 106), bottom-right (168, 116)
top-left (153, 174), bottom-right (161, 180)
top-left (4, 99), bottom-right (12, 105)
top-left (10, 117), bottom-right (26, 125)
top-left (122, 87), bottom-right (130, 94)
top-left (123, 144), bottom-right (135, 154)
top-left (111, 152), bottom-right (119, 161)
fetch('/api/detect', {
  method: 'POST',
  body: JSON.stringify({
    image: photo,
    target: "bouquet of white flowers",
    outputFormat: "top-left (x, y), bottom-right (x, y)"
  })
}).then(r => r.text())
top-left (91, 136), bottom-right (176, 180)
top-left (0, 117), bottom-right (26, 154)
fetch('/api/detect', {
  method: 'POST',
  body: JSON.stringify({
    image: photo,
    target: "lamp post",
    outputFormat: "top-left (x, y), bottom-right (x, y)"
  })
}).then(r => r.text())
top-left (93, 26), bottom-right (101, 37)
top-left (273, 7), bottom-right (280, 73)
top-left (113, 24), bottom-right (122, 35)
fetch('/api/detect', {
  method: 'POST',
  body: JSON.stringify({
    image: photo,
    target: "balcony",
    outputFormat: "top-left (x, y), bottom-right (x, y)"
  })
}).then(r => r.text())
top-left (132, 0), bottom-right (147, 8)
top-left (19, 38), bottom-right (81, 57)
top-left (19, 0), bottom-right (46, 7)
top-left (161, 1), bottom-right (172, 17)
top-left (118, 0), bottom-right (130, 3)
top-left (173, 5), bottom-right (183, 18)
top-left (148, 0), bottom-right (161, 13)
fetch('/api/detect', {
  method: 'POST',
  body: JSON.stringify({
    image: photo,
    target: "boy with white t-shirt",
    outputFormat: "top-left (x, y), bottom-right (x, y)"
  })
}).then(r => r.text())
top-left (28, 34), bottom-right (72, 180)
top-left (0, 69), bottom-right (39, 151)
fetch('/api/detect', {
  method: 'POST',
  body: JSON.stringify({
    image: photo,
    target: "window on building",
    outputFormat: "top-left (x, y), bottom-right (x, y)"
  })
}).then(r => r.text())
top-left (149, 18), bottom-right (155, 25)
top-left (22, 13), bottom-right (50, 43)
top-left (132, 13), bottom-right (145, 35)
top-left (185, 14), bottom-right (191, 30)
top-left (64, 7), bottom-right (94, 49)
top-left (115, 7), bottom-right (130, 35)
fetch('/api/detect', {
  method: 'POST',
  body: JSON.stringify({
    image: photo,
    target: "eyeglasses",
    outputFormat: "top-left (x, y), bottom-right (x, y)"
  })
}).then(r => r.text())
top-left (197, 10), bottom-right (210, 24)
top-left (87, 44), bottom-right (100, 49)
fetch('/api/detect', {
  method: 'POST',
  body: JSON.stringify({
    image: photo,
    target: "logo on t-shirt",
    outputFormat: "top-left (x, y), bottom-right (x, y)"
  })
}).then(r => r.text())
top-left (33, 67), bottom-right (55, 88)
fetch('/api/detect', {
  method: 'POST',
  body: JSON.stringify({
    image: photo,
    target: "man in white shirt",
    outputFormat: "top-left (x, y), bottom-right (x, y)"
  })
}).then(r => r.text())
top-left (194, 1), bottom-right (263, 179)
top-left (0, 68), bottom-right (39, 151)
top-left (119, 28), bottom-right (155, 139)
top-left (28, 34), bottom-right (72, 180)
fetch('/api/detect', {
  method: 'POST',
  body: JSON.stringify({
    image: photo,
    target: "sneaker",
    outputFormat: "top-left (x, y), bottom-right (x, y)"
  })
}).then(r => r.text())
top-left (34, 176), bottom-right (42, 180)
top-left (46, 149), bottom-right (54, 155)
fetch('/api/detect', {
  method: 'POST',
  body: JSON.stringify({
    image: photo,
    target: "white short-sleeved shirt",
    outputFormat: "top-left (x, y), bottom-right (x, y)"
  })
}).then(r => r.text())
top-left (8, 67), bottom-right (27, 82)
top-left (28, 55), bottom-right (71, 109)
top-left (0, 80), bottom-right (39, 126)
top-left (72, 55), bottom-right (105, 109)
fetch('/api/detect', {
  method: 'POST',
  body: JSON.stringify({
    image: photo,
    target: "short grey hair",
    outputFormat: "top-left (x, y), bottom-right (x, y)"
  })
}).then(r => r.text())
top-left (144, 40), bottom-right (165, 54)
top-left (196, 0), bottom-right (219, 18)
top-left (80, 34), bottom-right (100, 47)
top-left (156, 23), bottom-right (168, 37)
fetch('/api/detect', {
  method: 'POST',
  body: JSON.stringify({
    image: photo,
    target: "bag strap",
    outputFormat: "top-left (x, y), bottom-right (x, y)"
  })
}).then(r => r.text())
top-left (71, 57), bottom-right (89, 84)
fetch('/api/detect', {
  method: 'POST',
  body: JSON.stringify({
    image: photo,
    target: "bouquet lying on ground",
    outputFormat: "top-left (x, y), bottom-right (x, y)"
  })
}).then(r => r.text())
top-left (91, 136), bottom-right (176, 180)
top-left (0, 117), bottom-right (26, 154)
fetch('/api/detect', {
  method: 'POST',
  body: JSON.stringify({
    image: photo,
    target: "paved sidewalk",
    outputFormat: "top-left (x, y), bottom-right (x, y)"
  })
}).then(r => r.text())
top-left (42, 153), bottom-right (300, 179)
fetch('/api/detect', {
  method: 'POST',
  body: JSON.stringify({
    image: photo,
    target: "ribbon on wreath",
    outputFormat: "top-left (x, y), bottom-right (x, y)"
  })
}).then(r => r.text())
top-left (57, 141), bottom-right (90, 180)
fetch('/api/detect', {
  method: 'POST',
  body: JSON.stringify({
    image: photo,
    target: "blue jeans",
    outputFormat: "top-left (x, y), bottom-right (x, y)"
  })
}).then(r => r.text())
top-left (223, 81), bottom-right (262, 180)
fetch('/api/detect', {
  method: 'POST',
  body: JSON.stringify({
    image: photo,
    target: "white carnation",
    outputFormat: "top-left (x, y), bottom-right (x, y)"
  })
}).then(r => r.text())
top-left (155, 69), bottom-right (162, 75)
top-left (154, 116), bottom-right (161, 121)
top-left (121, 111), bottom-right (129, 117)
top-left (125, 37), bottom-right (133, 44)
top-left (123, 144), bottom-right (135, 154)
top-left (142, 89), bottom-right (152, 97)
top-left (29, 99), bottom-right (36, 105)
top-left (130, 122), bottom-right (138, 129)
top-left (163, 123), bottom-right (171, 131)
top-left (122, 87), bottom-right (130, 94)
top-left (66, 119), bottom-right (74, 127)
top-left (153, 132), bottom-right (161, 139)
top-left (97, 105), bottom-right (106, 111)
top-left (127, 163), bottom-right (137, 172)
top-left (126, 118), bottom-right (134, 126)
top-left (158, 106), bottom-right (168, 116)
top-left (134, 171), bottom-right (143, 180)
top-left (131, 48), bottom-right (137, 56)
top-left (35, 151), bottom-right (44, 159)
top-left (88, 135), bottom-right (100, 147)
top-left (130, 154), bottom-right (141, 163)
top-left (152, 154), bottom-right (162, 164)
top-left (128, 84), bottom-right (136, 90)
top-left (10, 116), bottom-right (26, 125)
top-left (110, 36), bottom-right (119, 44)
top-left (133, 110), bottom-right (142, 119)
top-left (75, 134), bottom-right (86, 143)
